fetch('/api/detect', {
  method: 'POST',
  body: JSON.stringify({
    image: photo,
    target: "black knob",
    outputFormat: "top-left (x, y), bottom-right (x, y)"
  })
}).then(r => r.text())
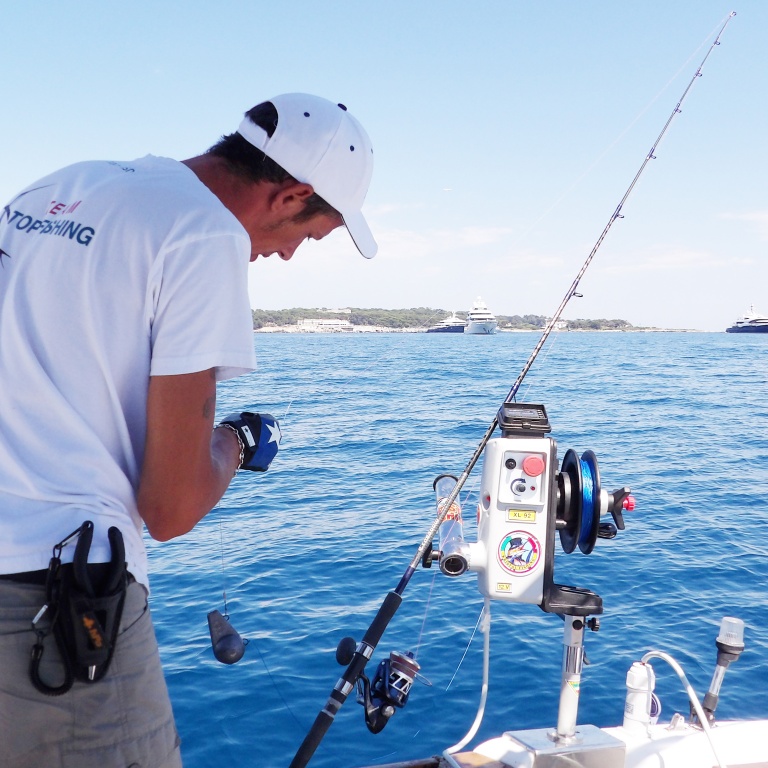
top-left (336, 636), bottom-right (356, 666)
top-left (598, 522), bottom-right (617, 539)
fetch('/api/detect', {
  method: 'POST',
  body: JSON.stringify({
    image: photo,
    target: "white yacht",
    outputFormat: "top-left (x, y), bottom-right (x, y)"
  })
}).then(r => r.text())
top-left (464, 297), bottom-right (498, 335)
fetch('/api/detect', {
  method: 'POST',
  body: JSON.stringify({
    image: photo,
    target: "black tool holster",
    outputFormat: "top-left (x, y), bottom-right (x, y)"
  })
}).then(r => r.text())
top-left (30, 521), bottom-right (128, 696)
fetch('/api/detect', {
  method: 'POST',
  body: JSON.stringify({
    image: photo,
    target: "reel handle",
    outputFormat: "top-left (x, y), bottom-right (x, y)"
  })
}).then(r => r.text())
top-left (607, 487), bottom-right (635, 531)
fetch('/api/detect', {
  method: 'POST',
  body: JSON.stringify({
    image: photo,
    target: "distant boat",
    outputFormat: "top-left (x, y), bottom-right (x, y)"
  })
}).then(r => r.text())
top-left (464, 297), bottom-right (498, 335)
top-left (426, 313), bottom-right (467, 333)
top-left (725, 305), bottom-right (768, 333)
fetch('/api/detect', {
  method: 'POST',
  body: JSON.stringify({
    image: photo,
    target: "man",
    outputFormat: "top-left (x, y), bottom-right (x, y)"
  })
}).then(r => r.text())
top-left (0, 93), bottom-right (376, 767)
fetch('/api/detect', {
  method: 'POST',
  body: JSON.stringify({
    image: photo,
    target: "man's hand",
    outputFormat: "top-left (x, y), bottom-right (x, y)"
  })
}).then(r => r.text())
top-left (218, 412), bottom-right (282, 472)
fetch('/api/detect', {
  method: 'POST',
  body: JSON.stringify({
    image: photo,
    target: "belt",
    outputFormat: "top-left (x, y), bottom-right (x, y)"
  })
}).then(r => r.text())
top-left (0, 569), bottom-right (49, 585)
top-left (0, 564), bottom-right (131, 587)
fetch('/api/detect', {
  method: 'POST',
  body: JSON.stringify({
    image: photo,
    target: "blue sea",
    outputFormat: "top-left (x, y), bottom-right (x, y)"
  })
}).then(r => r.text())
top-left (145, 331), bottom-right (768, 768)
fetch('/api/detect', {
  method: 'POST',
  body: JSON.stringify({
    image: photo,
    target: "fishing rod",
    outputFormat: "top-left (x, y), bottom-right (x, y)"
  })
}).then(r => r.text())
top-left (289, 13), bottom-right (735, 767)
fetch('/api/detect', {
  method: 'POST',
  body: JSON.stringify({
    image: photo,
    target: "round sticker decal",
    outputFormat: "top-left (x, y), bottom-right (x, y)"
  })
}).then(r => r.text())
top-left (498, 531), bottom-right (541, 575)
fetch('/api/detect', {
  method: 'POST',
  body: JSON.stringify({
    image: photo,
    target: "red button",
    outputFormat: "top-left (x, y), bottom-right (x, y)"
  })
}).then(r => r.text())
top-left (522, 455), bottom-right (545, 477)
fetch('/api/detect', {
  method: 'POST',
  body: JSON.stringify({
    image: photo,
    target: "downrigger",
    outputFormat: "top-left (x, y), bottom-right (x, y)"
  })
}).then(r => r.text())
top-left (428, 401), bottom-right (635, 612)
top-left (425, 401), bottom-right (636, 747)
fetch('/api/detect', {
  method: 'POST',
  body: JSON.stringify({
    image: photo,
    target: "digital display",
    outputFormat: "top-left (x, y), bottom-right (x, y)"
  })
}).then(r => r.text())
top-left (501, 403), bottom-right (547, 421)
top-left (498, 402), bottom-right (551, 435)
top-left (511, 407), bottom-right (545, 420)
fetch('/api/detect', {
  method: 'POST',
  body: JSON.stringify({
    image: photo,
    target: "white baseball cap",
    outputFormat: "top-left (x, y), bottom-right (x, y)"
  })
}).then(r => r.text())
top-left (237, 93), bottom-right (377, 259)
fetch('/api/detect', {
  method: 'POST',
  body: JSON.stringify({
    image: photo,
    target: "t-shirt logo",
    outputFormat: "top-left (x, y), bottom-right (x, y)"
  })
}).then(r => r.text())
top-left (1, 187), bottom-right (96, 251)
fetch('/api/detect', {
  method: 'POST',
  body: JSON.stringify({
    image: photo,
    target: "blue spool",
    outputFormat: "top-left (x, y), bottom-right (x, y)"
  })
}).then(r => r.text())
top-left (558, 448), bottom-right (602, 555)
top-left (578, 451), bottom-right (601, 554)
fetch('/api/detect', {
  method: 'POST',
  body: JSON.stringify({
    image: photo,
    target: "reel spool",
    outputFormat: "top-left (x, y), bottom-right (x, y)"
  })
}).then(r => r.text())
top-left (558, 449), bottom-right (601, 555)
top-left (371, 650), bottom-right (421, 710)
top-left (558, 449), bottom-right (635, 556)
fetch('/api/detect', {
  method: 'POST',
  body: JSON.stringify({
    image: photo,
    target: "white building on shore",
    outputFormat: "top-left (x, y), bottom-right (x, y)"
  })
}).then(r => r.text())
top-left (296, 318), bottom-right (354, 332)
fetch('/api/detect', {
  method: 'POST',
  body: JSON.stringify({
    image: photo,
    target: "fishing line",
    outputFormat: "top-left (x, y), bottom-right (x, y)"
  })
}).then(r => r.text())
top-left (412, 568), bottom-right (438, 660)
top-left (504, 12), bottom-right (735, 257)
top-left (217, 514), bottom-right (230, 618)
top-left (579, 456), bottom-right (596, 549)
top-left (280, 398), bottom-right (296, 423)
top-left (215, 510), bottom-right (307, 722)
top-left (289, 14), bottom-right (736, 767)
top-left (445, 604), bottom-right (484, 691)
top-left (207, 510), bottom-right (248, 664)
top-left (444, 598), bottom-right (491, 755)
top-left (215, 514), bottom-right (306, 725)
top-left (414, 477), bottom-right (480, 659)
top-left (252, 641), bottom-right (308, 731)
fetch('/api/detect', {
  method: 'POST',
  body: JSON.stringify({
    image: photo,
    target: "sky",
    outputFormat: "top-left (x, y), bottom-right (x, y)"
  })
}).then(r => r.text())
top-left (2, 1), bottom-right (766, 331)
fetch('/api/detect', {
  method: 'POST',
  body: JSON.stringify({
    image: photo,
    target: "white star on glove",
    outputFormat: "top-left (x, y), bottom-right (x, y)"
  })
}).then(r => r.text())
top-left (266, 420), bottom-right (282, 445)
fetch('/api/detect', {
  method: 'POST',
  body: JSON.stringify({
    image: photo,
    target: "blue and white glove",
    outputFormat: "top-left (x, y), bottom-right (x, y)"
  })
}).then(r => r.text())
top-left (219, 412), bottom-right (281, 472)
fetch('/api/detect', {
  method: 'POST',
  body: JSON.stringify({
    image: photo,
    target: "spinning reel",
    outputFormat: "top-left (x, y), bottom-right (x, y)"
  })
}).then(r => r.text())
top-left (335, 638), bottom-right (425, 733)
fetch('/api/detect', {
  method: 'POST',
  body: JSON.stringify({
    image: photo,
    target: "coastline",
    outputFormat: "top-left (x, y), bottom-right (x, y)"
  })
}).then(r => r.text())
top-left (254, 326), bottom-right (708, 334)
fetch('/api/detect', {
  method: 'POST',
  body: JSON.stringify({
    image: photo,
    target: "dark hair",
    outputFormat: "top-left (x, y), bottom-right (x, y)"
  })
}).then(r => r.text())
top-left (208, 102), bottom-right (339, 222)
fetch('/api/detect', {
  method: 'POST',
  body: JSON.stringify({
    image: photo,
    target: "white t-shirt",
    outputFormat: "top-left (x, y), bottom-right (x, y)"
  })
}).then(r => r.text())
top-left (0, 156), bottom-right (256, 587)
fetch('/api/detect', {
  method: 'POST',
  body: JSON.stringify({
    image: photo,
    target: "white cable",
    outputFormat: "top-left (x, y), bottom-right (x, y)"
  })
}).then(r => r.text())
top-left (445, 607), bottom-right (482, 691)
top-left (444, 597), bottom-right (491, 756)
top-left (641, 650), bottom-right (729, 768)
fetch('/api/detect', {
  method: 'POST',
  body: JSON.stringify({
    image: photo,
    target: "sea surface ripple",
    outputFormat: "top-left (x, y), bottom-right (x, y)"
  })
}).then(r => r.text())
top-left (145, 331), bottom-right (768, 767)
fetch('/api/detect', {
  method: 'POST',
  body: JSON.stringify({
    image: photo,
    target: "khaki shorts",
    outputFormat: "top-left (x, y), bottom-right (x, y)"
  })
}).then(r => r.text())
top-left (0, 578), bottom-right (182, 768)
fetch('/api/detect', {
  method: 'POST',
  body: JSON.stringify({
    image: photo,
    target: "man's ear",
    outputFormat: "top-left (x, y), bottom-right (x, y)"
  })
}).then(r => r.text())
top-left (269, 181), bottom-right (314, 216)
